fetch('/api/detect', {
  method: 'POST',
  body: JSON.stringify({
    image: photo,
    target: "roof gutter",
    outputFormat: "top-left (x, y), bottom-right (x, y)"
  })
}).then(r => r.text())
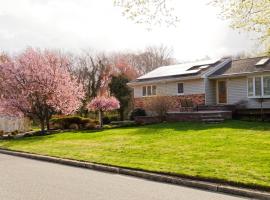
top-left (209, 70), bottom-right (270, 79)
top-left (127, 76), bottom-right (202, 87)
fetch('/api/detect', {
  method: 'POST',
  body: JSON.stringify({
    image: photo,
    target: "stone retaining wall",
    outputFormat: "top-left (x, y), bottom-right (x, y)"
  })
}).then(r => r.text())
top-left (135, 111), bottom-right (232, 124)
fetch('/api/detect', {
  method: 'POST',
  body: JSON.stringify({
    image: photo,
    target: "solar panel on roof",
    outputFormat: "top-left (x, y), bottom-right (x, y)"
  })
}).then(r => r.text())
top-left (137, 58), bottom-right (220, 80)
top-left (255, 58), bottom-right (269, 66)
top-left (199, 65), bottom-right (209, 70)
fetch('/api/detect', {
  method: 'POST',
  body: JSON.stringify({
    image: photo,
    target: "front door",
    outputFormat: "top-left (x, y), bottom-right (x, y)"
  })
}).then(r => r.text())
top-left (217, 80), bottom-right (227, 104)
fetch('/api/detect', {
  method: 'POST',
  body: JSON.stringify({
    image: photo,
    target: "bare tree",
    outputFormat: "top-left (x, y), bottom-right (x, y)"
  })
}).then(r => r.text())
top-left (73, 51), bottom-right (113, 116)
top-left (137, 45), bottom-right (175, 73)
top-left (111, 45), bottom-right (175, 76)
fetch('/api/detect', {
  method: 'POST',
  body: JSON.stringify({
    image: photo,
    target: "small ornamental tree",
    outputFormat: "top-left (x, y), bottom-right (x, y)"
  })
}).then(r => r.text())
top-left (0, 48), bottom-right (85, 133)
top-left (87, 96), bottom-right (120, 127)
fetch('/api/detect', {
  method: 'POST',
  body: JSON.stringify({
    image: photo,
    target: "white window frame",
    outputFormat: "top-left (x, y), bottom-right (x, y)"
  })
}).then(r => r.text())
top-left (177, 82), bottom-right (184, 95)
top-left (142, 85), bottom-right (157, 97)
top-left (247, 76), bottom-right (270, 98)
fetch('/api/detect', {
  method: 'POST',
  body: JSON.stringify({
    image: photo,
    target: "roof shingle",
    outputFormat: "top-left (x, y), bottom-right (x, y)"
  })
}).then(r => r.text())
top-left (210, 57), bottom-right (270, 77)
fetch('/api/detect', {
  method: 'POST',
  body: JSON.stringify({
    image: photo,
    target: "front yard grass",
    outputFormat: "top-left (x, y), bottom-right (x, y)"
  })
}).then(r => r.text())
top-left (0, 120), bottom-right (270, 189)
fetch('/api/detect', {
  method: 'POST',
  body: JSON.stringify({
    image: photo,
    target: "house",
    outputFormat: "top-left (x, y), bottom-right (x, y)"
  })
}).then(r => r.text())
top-left (128, 56), bottom-right (270, 112)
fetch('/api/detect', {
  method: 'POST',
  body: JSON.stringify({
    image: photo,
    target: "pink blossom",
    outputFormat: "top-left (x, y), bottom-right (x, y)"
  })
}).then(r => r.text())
top-left (87, 96), bottom-right (120, 112)
top-left (0, 48), bottom-right (85, 129)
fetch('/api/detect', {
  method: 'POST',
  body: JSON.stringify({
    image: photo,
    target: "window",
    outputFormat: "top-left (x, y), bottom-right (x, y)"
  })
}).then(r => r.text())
top-left (177, 83), bottom-right (184, 94)
top-left (142, 85), bottom-right (156, 96)
top-left (248, 76), bottom-right (270, 98)
top-left (255, 77), bottom-right (262, 96)
top-left (147, 86), bottom-right (152, 96)
top-left (264, 76), bottom-right (270, 96)
top-left (142, 86), bottom-right (147, 96)
top-left (248, 78), bottom-right (253, 96)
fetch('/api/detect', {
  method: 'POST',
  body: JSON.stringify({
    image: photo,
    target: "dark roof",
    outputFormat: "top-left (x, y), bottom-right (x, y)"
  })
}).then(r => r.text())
top-left (210, 56), bottom-right (270, 77)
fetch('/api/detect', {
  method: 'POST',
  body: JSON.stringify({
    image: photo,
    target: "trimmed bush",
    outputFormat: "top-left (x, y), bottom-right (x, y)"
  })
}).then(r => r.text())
top-left (102, 116), bottom-right (111, 125)
top-left (69, 123), bottom-right (79, 130)
top-left (11, 130), bottom-right (19, 136)
top-left (129, 108), bottom-right (146, 120)
top-left (102, 116), bottom-right (119, 125)
top-left (50, 116), bottom-right (98, 130)
top-left (110, 120), bottom-right (136, 127)
top-left (0, 130), bottom-right (4, 136)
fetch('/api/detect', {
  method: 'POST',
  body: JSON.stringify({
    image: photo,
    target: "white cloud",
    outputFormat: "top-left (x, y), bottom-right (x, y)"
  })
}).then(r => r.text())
top-left (0, 0), bottom-right (259, 60)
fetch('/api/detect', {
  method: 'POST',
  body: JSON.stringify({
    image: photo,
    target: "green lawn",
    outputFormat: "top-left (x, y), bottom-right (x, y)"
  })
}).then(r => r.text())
top-left (1, 120), bottom-right (270, 189)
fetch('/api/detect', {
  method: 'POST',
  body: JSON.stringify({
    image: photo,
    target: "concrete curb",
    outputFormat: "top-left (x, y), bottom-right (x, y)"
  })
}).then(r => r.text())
top-left (0, 148), bottom-right (269, 200)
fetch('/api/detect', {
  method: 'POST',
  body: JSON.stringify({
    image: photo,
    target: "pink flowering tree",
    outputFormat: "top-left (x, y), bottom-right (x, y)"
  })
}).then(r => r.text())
top-left (0, 48), bottom-right (85, 133)
top-left (87, 96), bottom-right (120, 127)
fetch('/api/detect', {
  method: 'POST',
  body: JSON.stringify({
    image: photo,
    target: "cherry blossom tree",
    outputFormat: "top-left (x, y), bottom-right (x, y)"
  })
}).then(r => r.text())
top-left (0, 48), bottom-right (85, 132)
top-left (87, 96), bottom-right (120, 127)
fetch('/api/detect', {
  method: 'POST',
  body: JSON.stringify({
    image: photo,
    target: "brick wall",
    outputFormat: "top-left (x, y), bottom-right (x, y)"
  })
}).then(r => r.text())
top-left (134, 94), bottom-right (205, 112)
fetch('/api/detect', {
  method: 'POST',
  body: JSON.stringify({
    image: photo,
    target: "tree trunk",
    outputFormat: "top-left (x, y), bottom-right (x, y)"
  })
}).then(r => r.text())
top-left (99, 110), bottom-right (103, 127)
top-left (46, 116), bottom-right (50, 131)
top-left (40, 119), bottom-right (45, 134)
top-left (44, 107), bottom-right (51, 131)
top-left (119, 109), bottom-right (124, 121)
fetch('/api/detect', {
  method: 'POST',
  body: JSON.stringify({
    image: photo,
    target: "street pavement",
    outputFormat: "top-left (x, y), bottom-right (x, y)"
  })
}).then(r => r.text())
top-left (0, 153), bottom-right (248, 200)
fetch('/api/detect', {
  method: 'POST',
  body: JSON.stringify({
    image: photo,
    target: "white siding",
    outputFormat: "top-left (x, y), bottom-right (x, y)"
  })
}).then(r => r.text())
top-left (227, 77), bottom-right (247, 104)
top-left (133, 79), bottom-right (205, 98)
top-left (204, 79), bottom-right (216, 105)
top-left (227, 77), bottom-right (270, 108)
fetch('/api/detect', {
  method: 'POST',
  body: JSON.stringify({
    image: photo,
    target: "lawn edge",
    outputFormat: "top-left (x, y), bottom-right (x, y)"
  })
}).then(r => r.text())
top-left (0, 148), bottom-right (270, 200)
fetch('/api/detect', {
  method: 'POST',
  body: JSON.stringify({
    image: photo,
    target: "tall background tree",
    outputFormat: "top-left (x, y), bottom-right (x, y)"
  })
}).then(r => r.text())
top-left (109, 74), bottom-right (132, 120)
top-left (73, 51), bottom-right (112, 116)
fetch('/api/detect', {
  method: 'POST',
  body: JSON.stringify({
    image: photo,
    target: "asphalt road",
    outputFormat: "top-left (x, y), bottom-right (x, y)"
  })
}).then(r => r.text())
top-left (0, 153), bottom-right (248, 200)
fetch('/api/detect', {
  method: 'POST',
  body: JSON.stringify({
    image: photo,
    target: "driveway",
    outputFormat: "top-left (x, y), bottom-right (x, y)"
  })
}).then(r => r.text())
top-left (0, 153), bottom-right (248, 200)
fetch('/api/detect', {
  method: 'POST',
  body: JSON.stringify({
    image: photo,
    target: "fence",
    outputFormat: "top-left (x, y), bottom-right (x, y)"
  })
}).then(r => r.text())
top-left (0, 116), bottom-right (31, 133)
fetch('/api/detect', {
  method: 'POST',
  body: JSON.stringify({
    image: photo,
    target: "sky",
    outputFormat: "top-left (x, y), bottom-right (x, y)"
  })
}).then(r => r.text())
top-left (0, 0), bottom-right (261, 61)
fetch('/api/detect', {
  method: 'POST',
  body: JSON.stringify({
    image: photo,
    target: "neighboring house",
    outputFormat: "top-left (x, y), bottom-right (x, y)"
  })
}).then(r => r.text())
top-left (128, 56), bottom-right (270, 112)
top-left (0, 115), bottom-right (31, 133)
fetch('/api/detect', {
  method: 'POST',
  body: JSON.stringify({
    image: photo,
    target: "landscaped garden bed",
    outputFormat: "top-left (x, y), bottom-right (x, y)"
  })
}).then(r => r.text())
top-left (0, 120), bottom-right (270, 190)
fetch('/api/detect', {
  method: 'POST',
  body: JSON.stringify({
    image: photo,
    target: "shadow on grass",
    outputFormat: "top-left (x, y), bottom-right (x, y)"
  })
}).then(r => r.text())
top-left (130, 120), bottom-right (270, 136)
top-left (0, 129), bottom-right (104, 147)
top-left (1, 120), bottom-right (270, 145)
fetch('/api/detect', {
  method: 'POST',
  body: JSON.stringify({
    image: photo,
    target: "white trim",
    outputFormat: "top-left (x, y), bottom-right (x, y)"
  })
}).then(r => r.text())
top-left (246, 75), bottom-right (270, 98)
top-left (128, 77), bottom-right (202, 87)
top-left (202, 58), bottom-right (232, 78)
top-left (142, 85), bottom-right (157, 97)
top-left (209, 70), bottom-right (270, 79)
top-left (177, 82), bottom-right (184, 95)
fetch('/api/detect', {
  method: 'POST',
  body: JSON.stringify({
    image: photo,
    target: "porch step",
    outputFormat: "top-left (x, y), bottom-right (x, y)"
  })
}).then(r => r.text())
top-left (202, 118), bottom-right (224, 123)
top-left (198, 105), bottom-right (236, 111)
top-left (201, 114), bottom-right (222, 118)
